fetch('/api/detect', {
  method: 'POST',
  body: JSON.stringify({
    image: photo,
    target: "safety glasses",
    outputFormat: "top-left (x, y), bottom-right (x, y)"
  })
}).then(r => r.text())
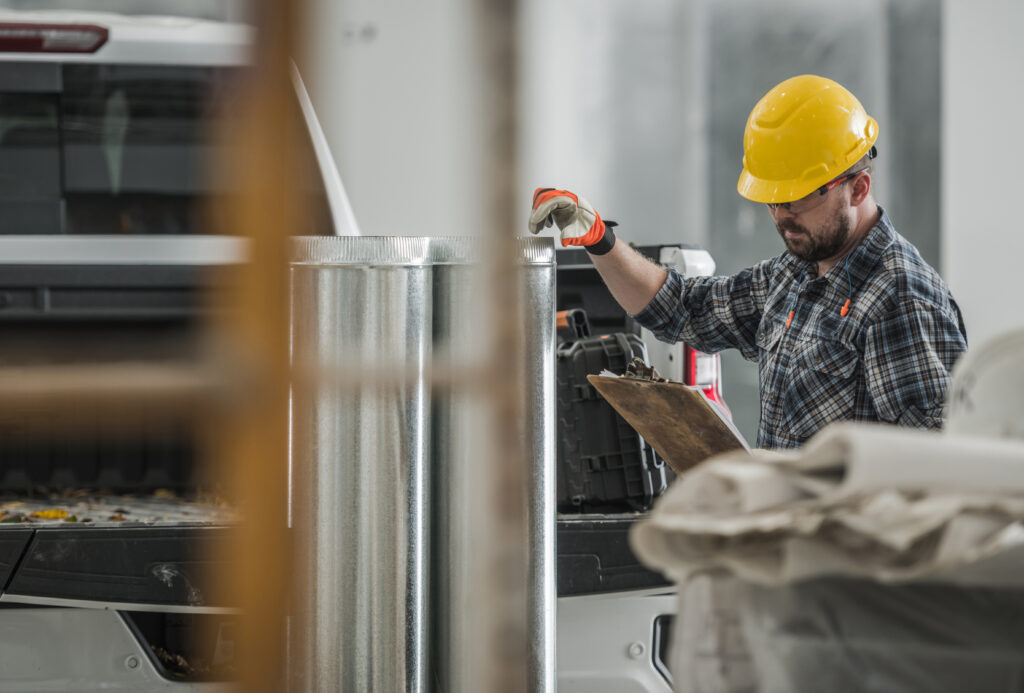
top-left (766, 168), bottom-right (869, 216)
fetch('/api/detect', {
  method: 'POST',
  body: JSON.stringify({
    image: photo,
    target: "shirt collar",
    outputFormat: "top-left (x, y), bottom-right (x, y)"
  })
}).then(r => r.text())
top-left (824, 207), bottom-right (895, 290)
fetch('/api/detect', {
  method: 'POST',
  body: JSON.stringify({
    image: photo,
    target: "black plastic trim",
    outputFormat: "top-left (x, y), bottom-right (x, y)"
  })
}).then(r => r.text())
top-left (0, 264), bottom-right (217, 321)
top-left (5, 525), bottom-right (237, 608)
top-left (0, 528), bottom-right (33, 591)
top-left (652, 613), bottom-right (674, 686)
top-left (119, 610), bottom-right (177, 682)
top-left (556, 514), bottom-right (670, 596)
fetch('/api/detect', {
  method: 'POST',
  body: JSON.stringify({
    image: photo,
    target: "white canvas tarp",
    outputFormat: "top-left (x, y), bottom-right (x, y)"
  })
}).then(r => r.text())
top-left (632, 422), bottom-right (1024, 587)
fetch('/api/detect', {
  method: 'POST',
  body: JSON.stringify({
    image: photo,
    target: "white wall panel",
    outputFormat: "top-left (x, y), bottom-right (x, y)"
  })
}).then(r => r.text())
top-left (942, 0), bottom-right (1024, 346)
top-left (301, 0), bottom-right (486, 237)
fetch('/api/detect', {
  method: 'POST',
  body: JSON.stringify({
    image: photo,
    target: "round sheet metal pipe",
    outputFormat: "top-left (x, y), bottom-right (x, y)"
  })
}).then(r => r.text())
top-left (289, 236), bottom-right (554, 693)
top-left (429, 237), bottom-right (555, 693)
top-left (290, 237), bottom-right (432, 693)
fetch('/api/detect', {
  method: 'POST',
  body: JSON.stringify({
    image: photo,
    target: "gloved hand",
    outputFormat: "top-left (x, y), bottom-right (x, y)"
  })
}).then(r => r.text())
top-left (528, 188), bottom-right (616, 254)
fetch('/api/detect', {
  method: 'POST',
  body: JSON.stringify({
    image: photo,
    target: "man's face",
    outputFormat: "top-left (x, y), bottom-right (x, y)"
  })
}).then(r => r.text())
top-left (774, 202), bottom-right (852, 263)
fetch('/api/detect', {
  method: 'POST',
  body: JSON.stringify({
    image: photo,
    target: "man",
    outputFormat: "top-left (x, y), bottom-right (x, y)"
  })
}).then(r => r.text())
top-left (529, 74), bottom-right (967, 449)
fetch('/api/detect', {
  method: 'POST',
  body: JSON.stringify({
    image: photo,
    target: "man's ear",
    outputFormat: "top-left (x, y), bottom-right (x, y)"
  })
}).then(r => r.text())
top-left (850, 172), bottom-right (872, 206)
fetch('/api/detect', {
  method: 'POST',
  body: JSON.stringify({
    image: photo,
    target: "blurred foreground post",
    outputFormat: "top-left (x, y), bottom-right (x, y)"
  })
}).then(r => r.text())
top-left (205, 0), bottom-right (300, 690)
top-left (467, 0), bottom-right (551, 691)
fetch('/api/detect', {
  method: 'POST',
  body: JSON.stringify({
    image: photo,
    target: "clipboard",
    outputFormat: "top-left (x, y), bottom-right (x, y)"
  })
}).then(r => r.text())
top-left (587, 373), bottom-right (750, 475)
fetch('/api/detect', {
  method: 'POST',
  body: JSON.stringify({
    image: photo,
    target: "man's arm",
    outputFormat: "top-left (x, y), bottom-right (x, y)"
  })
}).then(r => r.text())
top-left (863, 298), bottom-right (968, 428)
top-left (528, 187), bottom-right (771, 357)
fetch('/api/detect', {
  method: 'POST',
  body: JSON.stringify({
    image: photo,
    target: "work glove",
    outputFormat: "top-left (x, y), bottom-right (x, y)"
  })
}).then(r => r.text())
top-left (528, 188), bottom-right (617, 255)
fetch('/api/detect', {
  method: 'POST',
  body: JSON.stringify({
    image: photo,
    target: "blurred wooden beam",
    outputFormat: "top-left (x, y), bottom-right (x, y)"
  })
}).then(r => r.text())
top-left (471, 0), bottom-right (533, 691)
top-left (204, 0), bottom-right (302, 690)
top-left (0, 362), bottom-right (228, 432)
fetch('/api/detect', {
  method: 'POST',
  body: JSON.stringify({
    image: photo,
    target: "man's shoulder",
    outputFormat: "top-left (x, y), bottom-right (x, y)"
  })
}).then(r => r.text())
top-left (859, 213), bottom-right (950, 306)
top-left (877, 231), bottom-right (949, 303)
top-left (849, 218), bottom-right (966, 355)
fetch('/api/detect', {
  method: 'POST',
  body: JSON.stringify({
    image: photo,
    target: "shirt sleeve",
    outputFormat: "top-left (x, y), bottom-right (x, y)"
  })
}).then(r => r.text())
top-left (632, 259), bottom-right (775, 361)
top-left (863, 298), bottom-right (968, 428)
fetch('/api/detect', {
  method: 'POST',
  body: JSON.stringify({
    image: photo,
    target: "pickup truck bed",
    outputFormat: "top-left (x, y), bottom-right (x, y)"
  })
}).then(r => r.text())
top-left (0, 241), bottom-right (669, 613)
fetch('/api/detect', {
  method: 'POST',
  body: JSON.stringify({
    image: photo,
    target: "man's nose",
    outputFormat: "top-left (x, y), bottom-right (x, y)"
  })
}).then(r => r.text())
top-left (769, 204), bottom-right (797, 219)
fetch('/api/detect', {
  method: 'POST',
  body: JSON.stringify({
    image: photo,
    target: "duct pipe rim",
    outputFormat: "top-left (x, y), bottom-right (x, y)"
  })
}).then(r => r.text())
top-left (291, 236), bottom-right (555, 267)
top-left (290, 236), bottom-right (432, 266)
top-left (427, 236), bottom-right (555, 266)
top-left (513, 236), bottom-right (555, 265)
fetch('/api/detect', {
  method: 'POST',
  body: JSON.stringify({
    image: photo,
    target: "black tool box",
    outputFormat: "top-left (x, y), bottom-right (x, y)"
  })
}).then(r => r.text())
top-left (556, 248), bottom-right (648, 336)
top-left (556, 332), bottom-right (672, 513)
top-left (555, 245), bottom-right (690, 335)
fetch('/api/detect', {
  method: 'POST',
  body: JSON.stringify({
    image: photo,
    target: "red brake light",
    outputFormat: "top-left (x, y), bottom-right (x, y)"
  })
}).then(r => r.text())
top-left (0, 23), bottom-right (108, 54)
top-left (683, 344), bottom-right (732, 420)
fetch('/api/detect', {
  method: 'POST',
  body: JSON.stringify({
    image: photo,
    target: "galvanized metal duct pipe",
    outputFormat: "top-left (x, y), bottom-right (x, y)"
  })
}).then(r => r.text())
top-left (428, 238), bottom-right (476, 693)
top-left (518, 239), bottom-right (557, 693)
top-left (429, 237), bottom-right (555, 692)
top-left (290, 237), bottom-right (432, 693)
top-left (289, 236), bottom-right (554, 693)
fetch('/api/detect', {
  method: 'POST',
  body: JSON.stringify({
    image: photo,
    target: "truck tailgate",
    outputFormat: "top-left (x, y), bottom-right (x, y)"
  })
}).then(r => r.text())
top-left (0, 493), bottom-right (237, 612)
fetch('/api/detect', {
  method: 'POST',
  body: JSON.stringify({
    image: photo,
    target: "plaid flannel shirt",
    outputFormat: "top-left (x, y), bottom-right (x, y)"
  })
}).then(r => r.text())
top-left (634, 210), bottom-right (968, 449)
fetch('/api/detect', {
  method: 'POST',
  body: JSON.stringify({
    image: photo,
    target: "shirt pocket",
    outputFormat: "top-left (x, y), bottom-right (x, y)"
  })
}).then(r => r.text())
top-left (756, 321), bottom-right (785, 351)
top-left (783, 340), bottom-right (861, 439)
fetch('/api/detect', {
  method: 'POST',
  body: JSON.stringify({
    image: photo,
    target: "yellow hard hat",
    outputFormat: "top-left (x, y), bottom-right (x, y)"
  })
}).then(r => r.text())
top-left (737, 75), bottom-right (879, 204)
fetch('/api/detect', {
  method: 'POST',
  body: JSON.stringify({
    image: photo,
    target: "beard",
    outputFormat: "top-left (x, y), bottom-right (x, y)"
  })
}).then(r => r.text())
top-left (776, 207), bottom-right (852, 262)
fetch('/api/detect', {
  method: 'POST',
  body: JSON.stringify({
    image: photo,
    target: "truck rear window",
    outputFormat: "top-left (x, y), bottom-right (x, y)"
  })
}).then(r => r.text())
top-left (0, 62), bottom-right (328, 235)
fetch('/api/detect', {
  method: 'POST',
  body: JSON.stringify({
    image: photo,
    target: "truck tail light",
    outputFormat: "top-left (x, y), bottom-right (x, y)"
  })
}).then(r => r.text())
top-left (0, 23), bottom-right (109, 53)
top-left (683, 344), bottom-right (732, 420)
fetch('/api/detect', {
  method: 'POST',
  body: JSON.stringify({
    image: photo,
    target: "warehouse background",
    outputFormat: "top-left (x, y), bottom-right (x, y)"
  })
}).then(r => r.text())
top-left (0, 0), bottom-right (1017, 442)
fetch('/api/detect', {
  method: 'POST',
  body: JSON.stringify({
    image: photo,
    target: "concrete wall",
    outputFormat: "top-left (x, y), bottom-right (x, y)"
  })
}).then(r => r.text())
top-left (942, 0), bottom-right (1024, 347)
top-left (519, 0), bottom-right (709, 246)
top-left (301, 0), bottom-right (487, 237)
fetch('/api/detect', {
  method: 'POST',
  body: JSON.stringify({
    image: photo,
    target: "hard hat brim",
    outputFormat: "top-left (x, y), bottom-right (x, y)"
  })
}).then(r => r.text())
top-left (736, 168), bottom-right (824, 205)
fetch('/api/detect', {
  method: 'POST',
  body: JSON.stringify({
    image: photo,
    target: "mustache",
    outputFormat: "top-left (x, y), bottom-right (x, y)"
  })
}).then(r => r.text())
top-left (777, 219), bottom-right (808, 235)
